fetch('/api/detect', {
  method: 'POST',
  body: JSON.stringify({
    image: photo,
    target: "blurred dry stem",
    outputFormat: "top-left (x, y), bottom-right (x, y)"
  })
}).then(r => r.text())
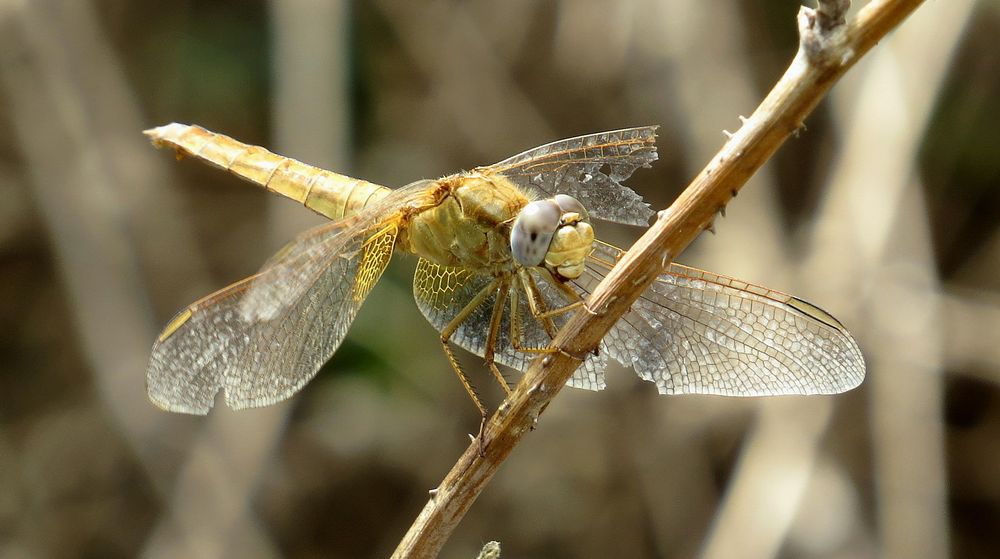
top-left (704, 1), bottom-right (976, 557)
top-left (138, 2), bottom-right (348, 557)
top-left (642, 4), bottom-right (791, 555)
top-left (392, 1), bottom-right (926, 557)
top-left (0, 0), bottom-right (208, 486)
top-left (812, 0), bottom-right (977, 554)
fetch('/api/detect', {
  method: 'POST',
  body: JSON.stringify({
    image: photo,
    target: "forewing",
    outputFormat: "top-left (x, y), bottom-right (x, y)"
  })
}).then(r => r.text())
top-left (482, 127), bottom-right (658, 226)
top-left (574, 241), bottom-right (866, 396)
top-left (226, 222), bottom-right (398, 408)
top-left (239, 179), bottom-right (434, 322)
top-left (412, 259), bottom-right (606, 387)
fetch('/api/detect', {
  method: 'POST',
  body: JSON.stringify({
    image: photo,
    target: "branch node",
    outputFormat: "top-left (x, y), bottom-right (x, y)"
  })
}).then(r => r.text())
top-left (660, 249), bottom-right (673, 270)
top-left (722, 129), bottom-right (734, 139)
top-left (632, 272), bottom-right (652, 287)
top-left (798, 2), bottom-right (851, 65)
top-left (583, 299), bottom-right (606, 317)
top-left (816, 0), bottom-right (850, 31)
top-left (476, 541), bottom-right (501, 559)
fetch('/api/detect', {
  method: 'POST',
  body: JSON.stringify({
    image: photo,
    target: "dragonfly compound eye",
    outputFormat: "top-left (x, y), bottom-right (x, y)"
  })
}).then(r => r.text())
top-left (511, 200), bottom-right (561, 266)
top-left (553, 194), bottom-right (588, 221)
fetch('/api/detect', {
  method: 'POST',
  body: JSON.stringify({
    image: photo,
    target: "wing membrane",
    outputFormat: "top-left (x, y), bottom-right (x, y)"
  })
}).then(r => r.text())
top-left (573, 241), bottom-right (866, 396)
top-left (239, 179), bottom-right (434, 322)
top-left (482, 127), bottom-right (658, 226)
top-left (147, 277), bottom-right (256, 413)
top-left (146, 183), bottom-right (433, 414)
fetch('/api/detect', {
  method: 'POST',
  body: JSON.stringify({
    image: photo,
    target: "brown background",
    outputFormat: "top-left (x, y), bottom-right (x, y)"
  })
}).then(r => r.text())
top-left (1, 1), bottom-right (998, 558)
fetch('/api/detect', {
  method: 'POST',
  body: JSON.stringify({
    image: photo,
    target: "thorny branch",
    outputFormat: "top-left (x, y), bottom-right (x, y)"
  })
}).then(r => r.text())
top-left (391, 1), bottom-right (926, 557)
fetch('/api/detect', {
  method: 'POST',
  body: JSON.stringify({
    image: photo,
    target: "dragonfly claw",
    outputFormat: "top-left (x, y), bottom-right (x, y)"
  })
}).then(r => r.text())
top-left (475, 415), bottom-right (488, 457)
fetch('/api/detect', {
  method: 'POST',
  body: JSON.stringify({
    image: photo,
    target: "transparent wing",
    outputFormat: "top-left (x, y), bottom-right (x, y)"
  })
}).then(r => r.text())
top-left (239, 179), bottom-right (436, 322)
top-left (147, 221), bottom-right (398, 413)
top-left (147, 275), bottom-right (257, 414)
top-left (412, 259), bottom-right (607, 388)
top-left (481, 127), bottom-right (658, 226)
top-left (570, 241), bottom-right (866, 396)
top-left (147, 183), bottom-right (434, 414)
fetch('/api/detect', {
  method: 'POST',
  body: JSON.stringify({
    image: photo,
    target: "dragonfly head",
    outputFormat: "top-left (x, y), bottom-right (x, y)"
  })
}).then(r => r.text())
top-left (510, 194), bottom-right (594, 280)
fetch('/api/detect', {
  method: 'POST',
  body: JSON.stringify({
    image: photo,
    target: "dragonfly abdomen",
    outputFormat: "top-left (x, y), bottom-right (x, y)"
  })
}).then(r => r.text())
top-left (144, 123), bottom-right (391, 221)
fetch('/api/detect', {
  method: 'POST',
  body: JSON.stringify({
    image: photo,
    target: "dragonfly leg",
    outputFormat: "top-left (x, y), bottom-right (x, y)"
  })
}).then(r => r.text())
top-left (516, 270), bottom-right (558, 338)
top-left (482, 277), bottom-right (514, 397)
top-left (518, 269), bottom-right (585, 332)
top-left (509, 286), bottom-right (558, 355)
top-left (438, 277), bottom-right (500, 453)
top-left (545, 268), bottom-right (588, 303)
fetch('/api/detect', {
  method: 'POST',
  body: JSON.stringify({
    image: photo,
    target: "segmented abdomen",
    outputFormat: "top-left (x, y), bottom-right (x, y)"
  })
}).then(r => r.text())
top-left (145, 123), bottom-right (391, 220)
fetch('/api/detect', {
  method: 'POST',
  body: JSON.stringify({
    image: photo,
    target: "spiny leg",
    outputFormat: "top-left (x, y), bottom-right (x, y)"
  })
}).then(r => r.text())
top-left (510, 270), bottom-right (591, 425)
top-left (510, 286), bottom-right (557, 355)
top-left (517, 269), bottom-right (585, 330)
top-left (508, 271), bottom-right (578, 354)
top-left (516, 269), bottom-right (558, 338)
top-left (482, 277), bottom-right (513, 397)
top-left (537, 268), bottom-right (588, 310)
top-left (438, 277), bottom-right (498, 453)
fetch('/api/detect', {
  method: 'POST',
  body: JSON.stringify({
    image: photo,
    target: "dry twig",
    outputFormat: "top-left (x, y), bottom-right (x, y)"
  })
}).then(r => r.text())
top-left (392, 1), bottom-right (926, 557)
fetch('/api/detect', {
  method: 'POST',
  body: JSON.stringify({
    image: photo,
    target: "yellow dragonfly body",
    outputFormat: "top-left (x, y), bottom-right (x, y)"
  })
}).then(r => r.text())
top-left (145, 123), bottom-right (864, 416)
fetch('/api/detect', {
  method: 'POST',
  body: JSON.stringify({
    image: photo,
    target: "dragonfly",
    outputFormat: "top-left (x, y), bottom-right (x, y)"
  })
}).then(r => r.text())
top-left (145, 123), bottom-right (865, 423)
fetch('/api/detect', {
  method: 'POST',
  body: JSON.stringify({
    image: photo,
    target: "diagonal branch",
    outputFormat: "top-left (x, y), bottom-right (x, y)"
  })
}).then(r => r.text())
top-left (392, 1), bottom-right (926, 557)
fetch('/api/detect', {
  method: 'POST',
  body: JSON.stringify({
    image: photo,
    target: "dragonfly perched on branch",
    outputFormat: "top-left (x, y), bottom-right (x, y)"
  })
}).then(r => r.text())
top-left (145, 123), bottom-right (864, 422)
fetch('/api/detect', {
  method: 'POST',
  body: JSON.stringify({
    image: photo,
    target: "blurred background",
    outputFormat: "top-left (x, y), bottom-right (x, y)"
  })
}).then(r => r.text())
top-left (1, 0), bottom-right (997, 558)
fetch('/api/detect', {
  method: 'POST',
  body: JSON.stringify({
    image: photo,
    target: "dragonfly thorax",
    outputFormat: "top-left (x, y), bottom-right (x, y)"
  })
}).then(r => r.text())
top-left (511, 194), bottom-right (594, 280)
top-left (402, 173), bottom-right (529, 272)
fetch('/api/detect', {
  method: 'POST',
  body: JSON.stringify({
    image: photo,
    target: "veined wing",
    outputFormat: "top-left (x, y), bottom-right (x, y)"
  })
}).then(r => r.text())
top-left (572, 241), bottom-right (866, 396)
top-left (238, 179), bottom-right (436, 322)
top-left (412, 239), bottom-right (863, 396)
top-left (481, 127), bottom-right (658, 226)
top-left (412, 259), bottom-right (607, 389)
top-left (147, 183), bottom-right (434, 414)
